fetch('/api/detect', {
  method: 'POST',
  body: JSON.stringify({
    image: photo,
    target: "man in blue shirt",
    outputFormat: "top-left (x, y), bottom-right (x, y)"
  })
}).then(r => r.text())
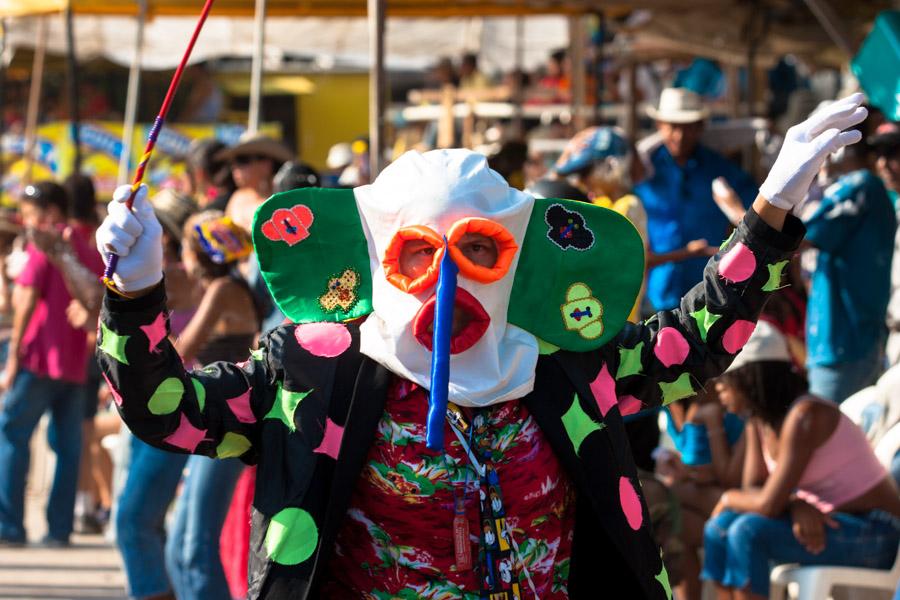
top-left (805, 129), bottom-right (897, 402)
top-left (636, 88), bottom-right (758, 310)
top-left (872, 122), bottom-right (900, 365)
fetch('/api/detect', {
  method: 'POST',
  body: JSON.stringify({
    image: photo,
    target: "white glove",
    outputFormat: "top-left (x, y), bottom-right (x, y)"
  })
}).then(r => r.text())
top-left (95, 184), bottom-right (163, 292)
top-left (759, 93), bottom-right (868, 210)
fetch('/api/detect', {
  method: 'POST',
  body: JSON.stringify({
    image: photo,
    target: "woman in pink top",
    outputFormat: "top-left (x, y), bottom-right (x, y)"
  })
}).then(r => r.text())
top-left (702, 325), bottom-right (900, 600)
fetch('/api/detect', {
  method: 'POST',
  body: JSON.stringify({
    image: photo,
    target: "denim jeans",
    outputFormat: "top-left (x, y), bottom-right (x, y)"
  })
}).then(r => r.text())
top-left (0, 369), bottom-right (85, 542)
top-left (891, 452), bottom-right (900, 490)
top-left (807, 346), bottom-right (884, 403)
top-left (702, 509), bottom-right (900, 596)
top-left (115, 435), bottom-right (187, 598)
top-left (165, 454), bottom-right (244, 600)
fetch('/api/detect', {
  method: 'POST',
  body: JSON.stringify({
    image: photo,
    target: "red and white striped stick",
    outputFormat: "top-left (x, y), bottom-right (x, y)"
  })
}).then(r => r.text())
top-left (103, 0), bottom-right (216, 290)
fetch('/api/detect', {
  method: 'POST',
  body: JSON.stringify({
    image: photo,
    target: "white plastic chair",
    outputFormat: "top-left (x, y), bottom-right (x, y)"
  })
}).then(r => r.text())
top-left (769, 421), bottom-right (900, 600)
top-left (769, 550), bottom-right (900, 600)
top-left (841, 386), bottom-right (882, 428)
top-left (876, 422), bottom-right (900, 469)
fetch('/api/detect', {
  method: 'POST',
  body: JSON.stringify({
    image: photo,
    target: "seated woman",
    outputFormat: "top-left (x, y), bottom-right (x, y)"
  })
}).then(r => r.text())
top-left (662, 389), bottom-right (745, 600)
top-left (703, 323), bottom-right (900, 600)
top-left (164, 211), bottom-right (261, 600)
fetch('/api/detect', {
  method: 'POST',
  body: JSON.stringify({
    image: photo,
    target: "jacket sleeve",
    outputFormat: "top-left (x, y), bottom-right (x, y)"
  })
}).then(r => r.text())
top-left (566, 207), bottom-right (805, 413)
top-left (96, 283), bottom-right (277, 463)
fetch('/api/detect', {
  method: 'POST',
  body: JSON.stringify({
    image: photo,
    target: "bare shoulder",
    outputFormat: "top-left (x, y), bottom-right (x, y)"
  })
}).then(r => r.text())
top-left (785, 395), bottom-right (839, 445)
top-left (692, 401), bottom-right (724, 425)
top-left (206, 276), bottom-right (252, 303)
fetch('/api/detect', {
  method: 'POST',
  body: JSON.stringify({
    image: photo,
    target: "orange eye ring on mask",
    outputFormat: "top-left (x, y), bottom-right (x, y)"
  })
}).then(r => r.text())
top-left (383, 225), bottom-right (444, 294)
top-left (446, 218), bottom-right (519, 284)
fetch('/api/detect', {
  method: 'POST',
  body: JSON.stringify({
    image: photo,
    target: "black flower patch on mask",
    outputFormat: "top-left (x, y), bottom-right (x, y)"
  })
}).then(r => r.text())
top-left (544, 203), bottom-right (595, 251)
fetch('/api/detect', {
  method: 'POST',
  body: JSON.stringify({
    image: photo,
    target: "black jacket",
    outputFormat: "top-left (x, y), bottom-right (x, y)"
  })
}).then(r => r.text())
top-left (98, 208), bottom-right (804, 599)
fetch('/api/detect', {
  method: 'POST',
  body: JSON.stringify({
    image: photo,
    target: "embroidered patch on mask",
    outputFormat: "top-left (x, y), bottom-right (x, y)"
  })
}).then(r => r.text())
top-left (261, 204), bottom-right (314, 246)
top-left (561, 282), bottom-right (604, 339)
top-left (544, 203), bottom-right (595, 251)
top-left (318, 268), bottom-right (360, 313)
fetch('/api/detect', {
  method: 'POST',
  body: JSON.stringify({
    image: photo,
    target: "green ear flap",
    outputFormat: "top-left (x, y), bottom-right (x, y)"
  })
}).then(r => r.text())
top-left (252, 188), bottom-right (373, 323)
top-left (508, 198), bottom-right (645, 351)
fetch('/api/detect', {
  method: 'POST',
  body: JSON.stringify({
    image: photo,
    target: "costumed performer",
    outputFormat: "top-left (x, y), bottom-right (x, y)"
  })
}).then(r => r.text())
top-left (95, 94), bottom-right (867, 600)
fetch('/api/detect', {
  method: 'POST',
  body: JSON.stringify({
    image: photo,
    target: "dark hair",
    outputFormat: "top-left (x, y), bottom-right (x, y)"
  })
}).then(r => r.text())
top-left (186, 138), bottom-right (233, 189)
top-left (63, 173), bottom-right (98, 224)
top-left (21, 181), bottom-right (68, 216)
top-left (462, 53), bottom-right (478, 68)
top-left (487, 141), bottom-right (528, 182)
top-left (841, 122), bottom-right (872, 161)
top-left (273, 161), bottom-right (321, 193)
top-left (718, 361), bottom-right (808, 426)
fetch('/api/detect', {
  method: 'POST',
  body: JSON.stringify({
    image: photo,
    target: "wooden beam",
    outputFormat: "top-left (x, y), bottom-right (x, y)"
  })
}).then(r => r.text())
top-left (569, 15), bottom-right (587, 130)
top-left (64, 4), bottom-right (82, 173)
top-left (118, 0), bottom-right (145, 185)
top-left (23, 16), bottom-right (47, 185)
top-left (623, 59), bottom-right (637, 146)
top-left (368, 0), bottom-right (386, 176)
top-left (248, 0), bottom-right (267, 133)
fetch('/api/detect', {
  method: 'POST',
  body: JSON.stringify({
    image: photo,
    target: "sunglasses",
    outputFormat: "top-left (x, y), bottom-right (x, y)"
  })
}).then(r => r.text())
top-left (233, 154), bottom-right (268, 166)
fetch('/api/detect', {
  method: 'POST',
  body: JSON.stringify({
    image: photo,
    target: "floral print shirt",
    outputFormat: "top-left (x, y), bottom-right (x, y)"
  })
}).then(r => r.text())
top-left (322, 378), bottom-right (575, 599)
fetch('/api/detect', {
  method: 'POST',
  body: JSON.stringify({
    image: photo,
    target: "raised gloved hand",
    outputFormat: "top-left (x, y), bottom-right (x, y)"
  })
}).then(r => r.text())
top-left (759, 92), bottom-right (868, 211)
top-left (95, 184), bottom-right (163, 293)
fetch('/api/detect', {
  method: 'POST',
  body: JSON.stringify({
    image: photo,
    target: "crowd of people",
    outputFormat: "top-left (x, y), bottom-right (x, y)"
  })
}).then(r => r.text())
top-left (0, 78), bottom-right (898, 600)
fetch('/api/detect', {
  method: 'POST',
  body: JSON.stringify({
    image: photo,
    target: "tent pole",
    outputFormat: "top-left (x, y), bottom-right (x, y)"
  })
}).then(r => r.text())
top-left (0, 19), bottom-right (7, 203)
top-left (23, 16), bottom-right (48, 186)
top-left (118, 0), bottom-right (146, 185)
top-left (568, 15), bottom-right (586, 131)
top-left (249, 0), bottom-right (267, 134)
top-left (512, 16), bottom-right (524, 137)
top-left (368, 0), bottom-right (386, 177)
top-left (65, 4), bottom-right (82, 173)
top-left (623, 58), bottom-right (636, 146)
top-left (594, 10), bottom-right (605, 125)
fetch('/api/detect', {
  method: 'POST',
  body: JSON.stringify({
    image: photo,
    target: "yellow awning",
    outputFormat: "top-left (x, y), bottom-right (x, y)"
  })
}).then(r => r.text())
top-left (217, 73), bottom-right (315, 96)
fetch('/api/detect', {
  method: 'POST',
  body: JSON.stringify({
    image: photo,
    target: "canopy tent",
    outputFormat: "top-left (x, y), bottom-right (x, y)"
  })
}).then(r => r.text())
top-left (1, 1), bottom-right (890, 70)
top-left (0, 14), bottom-right (568, 72)
top-left (0, 0), bottom-right (892, 179)
top-left (0, 0), bottom-right (638, 18)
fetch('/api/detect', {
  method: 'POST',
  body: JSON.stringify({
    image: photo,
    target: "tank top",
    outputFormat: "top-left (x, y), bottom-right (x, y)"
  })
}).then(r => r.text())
top-left (195, 273), bottom-right (260, 365)
top-left (761, 399), bottom-right (887, 513)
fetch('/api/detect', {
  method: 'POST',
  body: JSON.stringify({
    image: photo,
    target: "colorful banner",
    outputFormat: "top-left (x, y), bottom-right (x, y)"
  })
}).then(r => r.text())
top-left (1, 121), bottom-right (283, 204)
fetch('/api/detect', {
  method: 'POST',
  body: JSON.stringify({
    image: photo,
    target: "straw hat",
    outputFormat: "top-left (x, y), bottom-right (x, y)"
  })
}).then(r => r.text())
top-left (647, 88), bottom-right (709, 124)
top-left (215, 132), bottom-right (294, 164)
top-left (326, 143), bottom-right (352, 170)
top-left (151, 189), bottom-right (198, 240)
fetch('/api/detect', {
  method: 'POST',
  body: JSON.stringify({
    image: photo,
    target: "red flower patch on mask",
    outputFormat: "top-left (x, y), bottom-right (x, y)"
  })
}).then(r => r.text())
top-left (261, 205), bottom-right (314, 246)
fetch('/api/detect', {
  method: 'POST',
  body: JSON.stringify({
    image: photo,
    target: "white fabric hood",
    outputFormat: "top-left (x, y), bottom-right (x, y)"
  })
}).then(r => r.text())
top-left (354, 149), bottom-right (539, 406)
